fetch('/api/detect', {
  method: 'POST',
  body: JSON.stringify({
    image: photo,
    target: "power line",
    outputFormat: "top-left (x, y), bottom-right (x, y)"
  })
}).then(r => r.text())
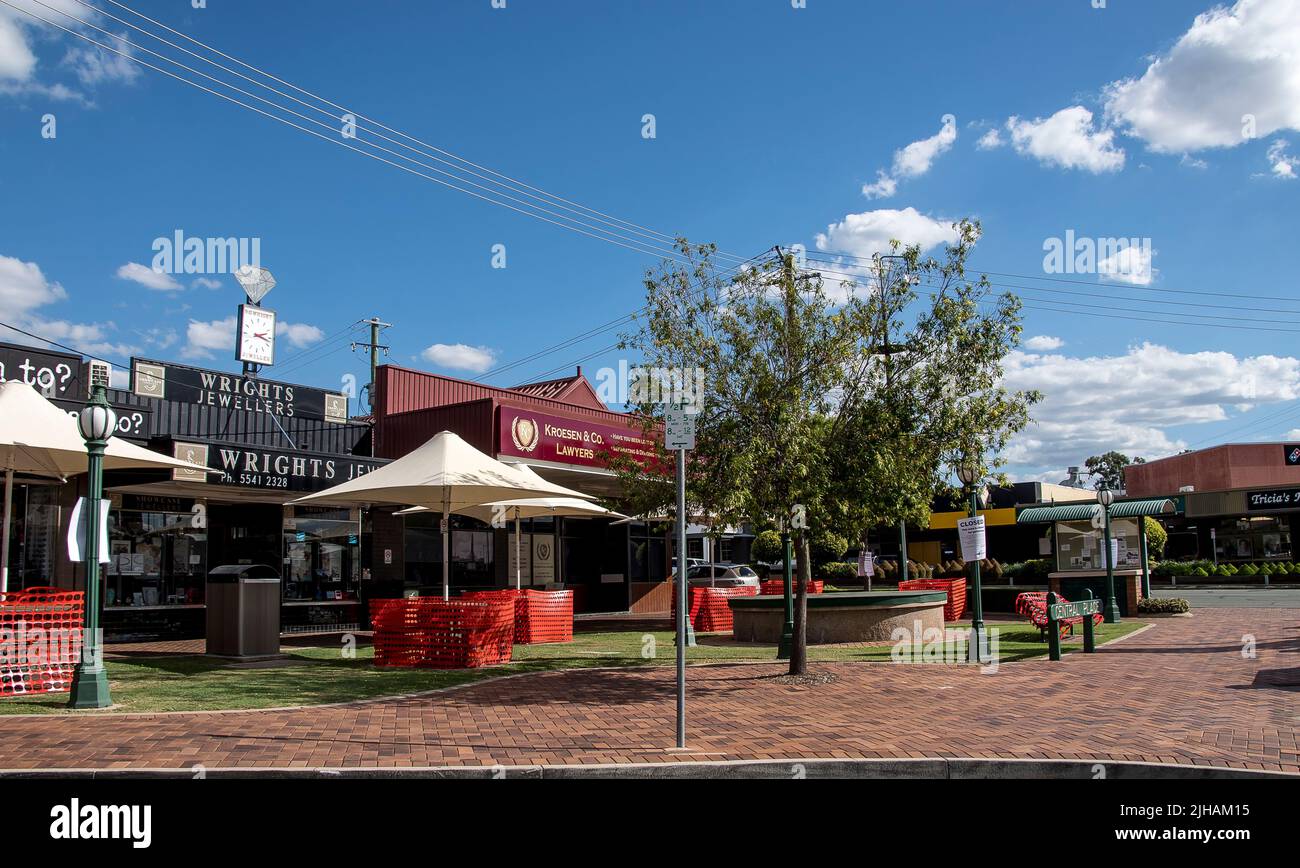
top-left (4, 0), bottom-right (693, 264)
top-left (90, 0), bottom-right (761, 266)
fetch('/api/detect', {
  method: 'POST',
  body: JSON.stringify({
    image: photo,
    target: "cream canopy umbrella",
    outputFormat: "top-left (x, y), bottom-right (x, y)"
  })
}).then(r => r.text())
top-left (291, 431), bottom-right (593, 599)
top-left (396, 466), bottom-right (626, 590)
top-left (0, 380), bottom-right (213, 592)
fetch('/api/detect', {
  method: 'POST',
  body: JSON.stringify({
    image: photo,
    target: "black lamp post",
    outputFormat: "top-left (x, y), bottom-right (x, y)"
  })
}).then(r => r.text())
top-left (1097, 488), bottom-right (1121, 623)
top-left (68, 384), bottom-right (115, 709)
top-left (956, 461), bottom-right (989, 663)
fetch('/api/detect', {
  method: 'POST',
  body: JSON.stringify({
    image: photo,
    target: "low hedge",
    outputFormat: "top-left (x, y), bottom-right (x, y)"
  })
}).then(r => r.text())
top-left (1137, 597), bottom-right (1190, 615)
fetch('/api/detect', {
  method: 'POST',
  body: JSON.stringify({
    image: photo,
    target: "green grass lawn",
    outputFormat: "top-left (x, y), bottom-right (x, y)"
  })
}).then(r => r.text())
top-left (0, 620), bottom-right (1148, 715)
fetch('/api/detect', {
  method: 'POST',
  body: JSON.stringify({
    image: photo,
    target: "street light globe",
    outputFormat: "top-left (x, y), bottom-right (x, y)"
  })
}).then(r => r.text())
top-left (1097, 488), bottom-right (1115, 508)
top-left (78, 402), bottom-right (117, 442)
top-left (957, 464), bottom-right (978, 486)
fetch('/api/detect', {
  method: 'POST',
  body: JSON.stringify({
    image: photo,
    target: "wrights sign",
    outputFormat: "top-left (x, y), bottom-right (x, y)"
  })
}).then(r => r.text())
top-left (131, 358), bottom-right (349, 423)
top-left (173, 441), bottom-right (384, 493)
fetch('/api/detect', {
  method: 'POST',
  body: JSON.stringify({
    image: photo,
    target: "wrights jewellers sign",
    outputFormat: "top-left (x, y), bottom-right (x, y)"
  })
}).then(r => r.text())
top-left (1246, 488), bottom-right (1300, 512)
top-left (172, 441), bottom-right (384, 493)
top-left (131, 358), bottom-right (349, 423)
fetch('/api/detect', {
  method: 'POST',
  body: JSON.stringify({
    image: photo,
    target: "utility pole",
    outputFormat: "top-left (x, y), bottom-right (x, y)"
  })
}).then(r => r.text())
top-left (352, 318), bottom-right (391, 457)
top-left (875, 255), bottom-right (914, 583)
top-left (777, 248), bottom-right (805, 672)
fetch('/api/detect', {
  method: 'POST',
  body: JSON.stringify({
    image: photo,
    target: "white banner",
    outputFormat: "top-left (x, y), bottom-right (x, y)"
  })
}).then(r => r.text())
top-left (958, 516), bottom-right (987, 562)
top-left (67, 497), bottom-right (110, 564)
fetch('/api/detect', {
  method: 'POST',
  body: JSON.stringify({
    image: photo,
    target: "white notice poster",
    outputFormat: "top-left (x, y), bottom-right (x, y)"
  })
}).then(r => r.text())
top-left (508, 532), bottom-right (532, 584)
top-left (957, 516), bottom-right (987, 562)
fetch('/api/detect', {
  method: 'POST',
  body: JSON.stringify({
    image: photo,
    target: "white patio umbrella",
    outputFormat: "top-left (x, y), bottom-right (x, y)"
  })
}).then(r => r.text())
top-left (291, 431), bottom-right (593, 599)
top-left (397, 466), bottom-right (625, 590)
top-left (0, 381), bottom-right (213, 592)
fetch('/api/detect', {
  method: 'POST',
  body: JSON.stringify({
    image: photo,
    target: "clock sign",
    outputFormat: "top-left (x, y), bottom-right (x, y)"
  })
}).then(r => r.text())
top-left (236, 304), bottom-right (277, 366)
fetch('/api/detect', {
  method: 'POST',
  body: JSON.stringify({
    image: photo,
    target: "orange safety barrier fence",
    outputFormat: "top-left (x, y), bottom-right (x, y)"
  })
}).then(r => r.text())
top-left (758, 579), bottom-right (825, 596)
top-left (370, 597), bottom-right (514, 669)
top-left (672, 586), bottom-right (758, 633)
top-left (898, 578), bottom-right (967, 621)
top-left (462, 589), bottom-right (574, 645)
top-left (0, 586), bottom-right (85, 697)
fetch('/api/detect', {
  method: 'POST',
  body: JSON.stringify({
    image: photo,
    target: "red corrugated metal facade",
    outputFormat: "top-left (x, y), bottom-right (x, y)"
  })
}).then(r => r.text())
top-left (373, 365), bottom-right (654, 459)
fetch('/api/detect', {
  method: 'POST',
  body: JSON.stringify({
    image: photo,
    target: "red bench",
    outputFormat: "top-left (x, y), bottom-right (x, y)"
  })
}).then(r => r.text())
top-left (1014, 591), bottom-right (1102, 639)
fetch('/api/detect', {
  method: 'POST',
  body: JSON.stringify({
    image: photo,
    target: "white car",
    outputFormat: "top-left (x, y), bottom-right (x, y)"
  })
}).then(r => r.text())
top-left (686, 563), bottom-right (761, 590)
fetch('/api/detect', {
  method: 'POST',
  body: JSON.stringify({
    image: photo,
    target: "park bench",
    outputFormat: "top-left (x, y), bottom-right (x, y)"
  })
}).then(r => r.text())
top-left (1014, 590), bottom-right (1102, 641)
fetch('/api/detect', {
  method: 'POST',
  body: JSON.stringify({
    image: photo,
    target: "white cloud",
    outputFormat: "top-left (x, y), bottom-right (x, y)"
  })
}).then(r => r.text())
top-left (0, 253), bottom-right (67, 313)
top-left (1024, 335), bottom-right (1064, 351)
top-left (814, 207), bottom-right (960, 261)
top-left (422, 343), bottom-right (497, 374)
top-left (862, 115), bottom-right (957, 199)
top-left (182, 317), bottom-right (235, 360)
top-left (1266, 139), bottom-right (1297, 178)
top-left (1001, 343), bottom-right (1300, 477)
top-left (1104, 0), bottom-right (1300, 153)
top-left (976, 128), bottom-right (1003, 150)
top-left (277, 322), bottom-right (324, 349)
top-left (1097, 244), bottom-right (1157, 286)
top-left (1004, 106), bottom-right (1125, 173)
top-left (0, 2), bottom-right (137, 102)
top-left (191, 277), bottom-right (222, 290)
top-left (116, 261), bottom-right (182, 292)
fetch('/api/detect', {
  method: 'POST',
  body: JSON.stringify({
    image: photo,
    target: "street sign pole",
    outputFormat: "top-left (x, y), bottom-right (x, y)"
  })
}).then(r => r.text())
top-left (666, 402), bottom-right (696, 750)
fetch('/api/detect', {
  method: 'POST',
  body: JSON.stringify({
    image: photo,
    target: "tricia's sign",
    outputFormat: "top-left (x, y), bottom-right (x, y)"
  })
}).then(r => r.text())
top-left (1246, 488), bottom-right (1300, 512)
top-left (172, 441), bottom-right (384, 493)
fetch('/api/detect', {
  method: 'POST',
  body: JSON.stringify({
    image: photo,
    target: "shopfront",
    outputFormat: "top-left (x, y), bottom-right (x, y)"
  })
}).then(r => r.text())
top-left (1126, 444), bottom-right (1300, 565)
top-left (371, 364), bottom-right (686, 613)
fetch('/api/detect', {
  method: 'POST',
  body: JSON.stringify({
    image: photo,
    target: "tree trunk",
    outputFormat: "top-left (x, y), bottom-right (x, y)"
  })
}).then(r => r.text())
top-left (790, 532), bottom-right (812, 675)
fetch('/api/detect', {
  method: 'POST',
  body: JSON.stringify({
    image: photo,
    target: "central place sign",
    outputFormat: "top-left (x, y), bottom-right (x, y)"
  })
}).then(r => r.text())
top-left (497, 408), bottom-right (659, 470)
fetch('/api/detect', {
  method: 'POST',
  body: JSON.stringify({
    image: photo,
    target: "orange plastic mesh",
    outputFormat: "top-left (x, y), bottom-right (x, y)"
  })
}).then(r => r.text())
top-left (369, 598), bottom-right (514, 669)
top-left (899, 578), bottom-right (967, 621)
top-left (0, 587), bottom-right (85, 697)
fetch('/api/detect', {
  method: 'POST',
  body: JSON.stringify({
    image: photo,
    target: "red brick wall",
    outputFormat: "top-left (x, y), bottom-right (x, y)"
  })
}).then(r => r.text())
top-left (1126, 444), bottom-right (1300, 497)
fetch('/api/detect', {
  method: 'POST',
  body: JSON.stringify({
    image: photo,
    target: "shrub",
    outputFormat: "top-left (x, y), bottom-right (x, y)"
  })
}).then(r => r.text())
top-left (1192, 567), bottom-right (1209, 576)
top-left (1003, 559), bottom-right (1051, 583)
top-left (1138, 597), bottom-right (1190, 615)
top-left (751, 530), bottom-right (783, 565)
top-left (820, 561), bottom-right (859, 581)
top-left (1143, 516), bottom-right (1168, 560)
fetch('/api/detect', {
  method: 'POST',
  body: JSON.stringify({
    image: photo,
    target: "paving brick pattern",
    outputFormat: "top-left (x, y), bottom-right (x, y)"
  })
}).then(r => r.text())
top-left (0, 608), bottom-right (1296, 772)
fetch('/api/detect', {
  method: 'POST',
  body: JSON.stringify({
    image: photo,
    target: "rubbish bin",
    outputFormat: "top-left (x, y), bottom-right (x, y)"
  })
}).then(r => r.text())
top-left (206, 564), bottom-right (281, 657)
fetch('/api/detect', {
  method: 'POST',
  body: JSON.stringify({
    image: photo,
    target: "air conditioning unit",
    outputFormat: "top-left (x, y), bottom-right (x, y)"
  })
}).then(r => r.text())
top-left (1178, 485), bottom-right (1195, 493)
top-left (87, 360), bottom-right (112, 394)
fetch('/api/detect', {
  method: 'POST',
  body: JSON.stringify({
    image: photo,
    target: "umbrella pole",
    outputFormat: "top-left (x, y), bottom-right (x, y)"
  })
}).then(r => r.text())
top-left (442, 507), bottom-right (450, 602)
top-left (515, 509), bottom-right (522, 591)
top-left (1, 468), bottom-right (12, 594)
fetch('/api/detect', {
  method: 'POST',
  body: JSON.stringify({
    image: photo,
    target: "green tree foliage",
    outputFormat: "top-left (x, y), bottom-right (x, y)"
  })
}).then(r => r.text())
top-left (1143, 516), bottom-right (1167, 559)
top-left (751, 530), bottom-right (783, 564)
top-left (1085, 451), bottom-right (1146, 491)
top-left (614, 222), bottom-right (1037, 674)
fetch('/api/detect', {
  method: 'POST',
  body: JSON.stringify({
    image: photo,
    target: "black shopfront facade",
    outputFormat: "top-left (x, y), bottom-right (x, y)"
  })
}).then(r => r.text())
top-left (9, 349), bottom-right (389, 642)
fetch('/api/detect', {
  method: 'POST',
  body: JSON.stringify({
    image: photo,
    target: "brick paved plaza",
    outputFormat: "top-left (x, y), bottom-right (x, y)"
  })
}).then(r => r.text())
top-left (0, 608), bottom-right (1295, 774)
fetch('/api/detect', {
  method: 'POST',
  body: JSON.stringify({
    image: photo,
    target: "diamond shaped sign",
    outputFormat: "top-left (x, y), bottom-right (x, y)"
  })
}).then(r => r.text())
top-left (233, 265), bottom-right (276, 304)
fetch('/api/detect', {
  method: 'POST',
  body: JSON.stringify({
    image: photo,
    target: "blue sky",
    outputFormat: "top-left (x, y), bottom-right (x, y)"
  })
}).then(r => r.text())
top-left (1, 0), bottom-right (1298, 480)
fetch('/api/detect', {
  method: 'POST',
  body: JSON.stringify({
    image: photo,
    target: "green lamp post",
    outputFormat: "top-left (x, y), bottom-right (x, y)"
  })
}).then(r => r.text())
top-left (1097, 488), bottom-right (1121, 624)
top-left (777, 529), bottom-right (794, 659)
top-left (68, 383), bottom-right (115, 709)
top-left (957, 461), bottom-right (989, 664)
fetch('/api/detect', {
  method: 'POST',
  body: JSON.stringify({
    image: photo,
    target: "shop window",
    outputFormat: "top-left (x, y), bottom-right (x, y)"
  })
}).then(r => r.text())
top-left (284, 507), bottom-right (361, 602)
top-left (108, 501), bottom-right (207, 607)
top-left (402, 513), bottom-right (496, 591)
top-left (1216, 516), bottom-right (1291, 562)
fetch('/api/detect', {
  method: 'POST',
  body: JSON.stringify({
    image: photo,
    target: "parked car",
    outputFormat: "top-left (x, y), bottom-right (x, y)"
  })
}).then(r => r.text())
top-left (686, 563), bottom-right (761, 590)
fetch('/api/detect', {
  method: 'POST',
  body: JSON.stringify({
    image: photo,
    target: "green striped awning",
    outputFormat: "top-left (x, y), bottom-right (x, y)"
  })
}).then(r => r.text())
top-left (1016, 498), bottom-right (1177, 524)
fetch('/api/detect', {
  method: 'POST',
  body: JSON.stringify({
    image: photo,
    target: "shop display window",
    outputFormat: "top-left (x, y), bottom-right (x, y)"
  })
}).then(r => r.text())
top-left (108, 500), bottom-right (207, 607)
top-left (283, 506), bottom-right (360, 602)
top-left (1054, 517), bottom-right (1141, 572)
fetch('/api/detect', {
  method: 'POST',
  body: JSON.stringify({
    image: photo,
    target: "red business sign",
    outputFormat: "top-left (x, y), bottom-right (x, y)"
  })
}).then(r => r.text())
top-left (497, 408), bottom-right (660, 470)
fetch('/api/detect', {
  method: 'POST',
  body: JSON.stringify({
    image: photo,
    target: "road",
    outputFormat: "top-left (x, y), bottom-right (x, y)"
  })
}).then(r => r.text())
top-left (1153, 587), bottom-right (1300, 608)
